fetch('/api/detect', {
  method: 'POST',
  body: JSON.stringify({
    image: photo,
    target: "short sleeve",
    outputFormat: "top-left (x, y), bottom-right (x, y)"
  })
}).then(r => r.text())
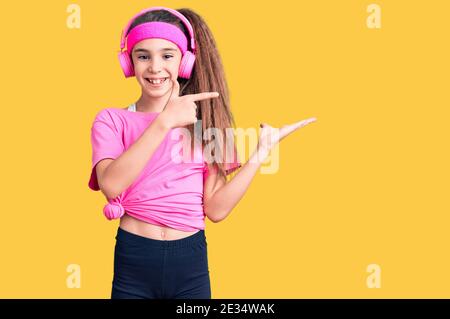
top-left (88, 109), bottom-right (125, 191)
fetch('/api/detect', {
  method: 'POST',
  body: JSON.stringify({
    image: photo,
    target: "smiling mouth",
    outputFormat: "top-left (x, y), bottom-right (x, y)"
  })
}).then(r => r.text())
top-left (145, 77), bottom-right (168, 85)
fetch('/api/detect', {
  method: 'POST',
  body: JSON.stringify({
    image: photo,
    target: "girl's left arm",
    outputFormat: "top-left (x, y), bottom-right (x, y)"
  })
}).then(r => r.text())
top-left (204, 117), bottom-right (317, 223)
top-left (204, 148), bottom-right (264, 223)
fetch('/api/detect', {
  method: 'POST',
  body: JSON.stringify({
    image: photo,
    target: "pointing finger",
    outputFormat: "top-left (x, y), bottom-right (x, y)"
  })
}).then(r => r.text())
top-left (189, 92), bottom-right (220, 102)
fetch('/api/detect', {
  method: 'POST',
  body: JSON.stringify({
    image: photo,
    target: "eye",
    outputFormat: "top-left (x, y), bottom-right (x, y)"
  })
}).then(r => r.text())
top-left (137, 55), bottom-right (174, 60)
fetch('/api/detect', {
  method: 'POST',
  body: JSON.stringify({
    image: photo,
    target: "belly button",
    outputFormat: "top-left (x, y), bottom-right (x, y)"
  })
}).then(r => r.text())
top-left (161, 231), bottom-right (166, 239)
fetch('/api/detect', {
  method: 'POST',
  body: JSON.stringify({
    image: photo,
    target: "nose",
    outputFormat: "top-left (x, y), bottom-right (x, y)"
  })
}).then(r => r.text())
top-left (148, 57), bottom-right (164, 74)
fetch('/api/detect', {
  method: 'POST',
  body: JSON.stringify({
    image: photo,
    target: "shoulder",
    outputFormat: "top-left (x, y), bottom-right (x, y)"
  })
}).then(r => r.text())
top-left (93, 107), bottom-right (124, 121)
top-left (89, 108), bottom-right (128, 137)
top-left (91, 107), bottom-right (127, 128)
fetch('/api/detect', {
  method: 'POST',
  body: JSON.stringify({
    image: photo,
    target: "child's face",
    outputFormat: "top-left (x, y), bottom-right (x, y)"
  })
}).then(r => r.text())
top-left (131, 38), bottom-right (182, 98)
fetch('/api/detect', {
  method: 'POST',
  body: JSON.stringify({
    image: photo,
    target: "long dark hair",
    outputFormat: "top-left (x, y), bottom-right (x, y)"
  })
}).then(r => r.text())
top-left (126, 8), bottom-right (239, 178)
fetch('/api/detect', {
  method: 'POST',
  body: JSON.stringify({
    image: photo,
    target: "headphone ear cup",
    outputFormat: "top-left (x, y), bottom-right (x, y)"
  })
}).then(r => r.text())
top-left (118, 51), bottom-right (135, 78)
top-left (178, 51), bottom-right (196, 79)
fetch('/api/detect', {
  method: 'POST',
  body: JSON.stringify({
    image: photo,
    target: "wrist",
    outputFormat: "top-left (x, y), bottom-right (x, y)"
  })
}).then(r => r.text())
top-left (251, 146), bottom-right (270, 165)
top-left (155, 112), bottom-right (173, 131)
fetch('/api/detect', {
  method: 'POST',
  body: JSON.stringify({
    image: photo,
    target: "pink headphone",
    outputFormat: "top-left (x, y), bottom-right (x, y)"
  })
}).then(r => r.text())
top-left (118, 6), bottom-right (197, 79)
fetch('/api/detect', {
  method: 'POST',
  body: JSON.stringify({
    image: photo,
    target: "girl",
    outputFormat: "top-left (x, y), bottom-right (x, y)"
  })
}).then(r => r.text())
top-left (88, 6), bottom-right (317, 299)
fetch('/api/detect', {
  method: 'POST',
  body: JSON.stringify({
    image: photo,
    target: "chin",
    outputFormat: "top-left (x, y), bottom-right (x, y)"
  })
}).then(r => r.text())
top-left (144, 87), bottom-right (170, 98)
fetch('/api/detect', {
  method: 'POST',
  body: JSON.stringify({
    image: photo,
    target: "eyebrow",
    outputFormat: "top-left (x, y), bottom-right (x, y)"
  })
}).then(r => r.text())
top-left (133, 48), bottom-right (177, 54)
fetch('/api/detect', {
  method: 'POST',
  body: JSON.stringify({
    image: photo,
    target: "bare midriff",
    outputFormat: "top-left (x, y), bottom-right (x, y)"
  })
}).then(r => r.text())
top-left (119, 213), bottom-right (200, 240)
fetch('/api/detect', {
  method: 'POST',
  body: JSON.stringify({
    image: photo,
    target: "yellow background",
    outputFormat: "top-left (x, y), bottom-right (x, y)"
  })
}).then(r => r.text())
top-left (1, 0), bottom-right (449, 298)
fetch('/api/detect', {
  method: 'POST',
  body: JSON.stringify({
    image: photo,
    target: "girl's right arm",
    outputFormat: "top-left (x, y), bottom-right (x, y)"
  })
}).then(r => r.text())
top-left (96, 76), bottom-right (220, 201)
top-left (97, 116), bottom-right (171, 200)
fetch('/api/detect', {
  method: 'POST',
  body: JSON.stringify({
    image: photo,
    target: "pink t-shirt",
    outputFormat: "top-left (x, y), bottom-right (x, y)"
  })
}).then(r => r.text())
top-left (88, 106), bottom-right (241, 231)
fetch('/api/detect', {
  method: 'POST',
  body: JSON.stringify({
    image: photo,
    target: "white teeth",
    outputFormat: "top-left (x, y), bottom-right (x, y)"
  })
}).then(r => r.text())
top-left (147, 78), bottom-right (167, 84)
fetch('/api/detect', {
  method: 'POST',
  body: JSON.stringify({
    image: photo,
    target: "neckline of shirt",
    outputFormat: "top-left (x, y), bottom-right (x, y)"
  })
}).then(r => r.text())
top-left (120, 103), bottom-right (162, 116)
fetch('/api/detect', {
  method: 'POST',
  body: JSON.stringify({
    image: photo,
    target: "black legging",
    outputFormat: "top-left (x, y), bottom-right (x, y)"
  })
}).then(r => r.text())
top-left (111, 226), bottom-right (211, 299)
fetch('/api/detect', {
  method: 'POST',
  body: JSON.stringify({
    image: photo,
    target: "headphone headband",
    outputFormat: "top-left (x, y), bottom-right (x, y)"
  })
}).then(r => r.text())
top-left (119, 6), bottom-right (196, 54)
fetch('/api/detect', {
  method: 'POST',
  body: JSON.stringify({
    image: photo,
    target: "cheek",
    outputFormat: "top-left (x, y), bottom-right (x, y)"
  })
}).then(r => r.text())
top-left (172, 60), bottom-right (179, 68)
top-left (171, 65), bottom-right (179, 76)
top-left (172, 56), bottom-right (182, 72)
top-left (132, 60), bottom-right (144, 73)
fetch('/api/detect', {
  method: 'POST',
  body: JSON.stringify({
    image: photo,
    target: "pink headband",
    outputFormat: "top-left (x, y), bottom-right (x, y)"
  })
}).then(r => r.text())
top-left (126, 21), bottom-right (188, 56)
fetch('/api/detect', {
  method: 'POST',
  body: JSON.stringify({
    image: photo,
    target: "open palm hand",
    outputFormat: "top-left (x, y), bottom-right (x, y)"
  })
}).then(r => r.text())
top-left (256, 117), bottom-right (317, 160)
